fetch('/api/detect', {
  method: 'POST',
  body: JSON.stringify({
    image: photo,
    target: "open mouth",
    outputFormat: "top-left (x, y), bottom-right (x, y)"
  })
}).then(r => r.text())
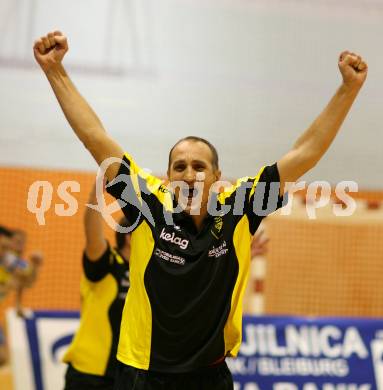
top-left (182, 187), bottom-right (199, 200)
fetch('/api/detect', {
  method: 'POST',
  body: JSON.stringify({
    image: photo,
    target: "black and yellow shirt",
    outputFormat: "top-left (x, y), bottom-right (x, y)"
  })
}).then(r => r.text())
top-left (107, 153), bottom-right (284, 373)
top-left (63, 244), bottom-right (130, 378)
top-left (0, 265), bottom-right (11, 301)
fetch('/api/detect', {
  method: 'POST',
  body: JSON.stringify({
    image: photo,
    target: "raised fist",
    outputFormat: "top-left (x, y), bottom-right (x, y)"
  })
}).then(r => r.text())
top-left (33, 31), bottom-right (68, 73)
top-left (338, 51), bottom-right (368, 89)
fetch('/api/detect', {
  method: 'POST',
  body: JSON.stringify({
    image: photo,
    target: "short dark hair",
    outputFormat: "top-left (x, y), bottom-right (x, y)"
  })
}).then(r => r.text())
top-left (115, 217), bottom-right (131, 250)
top-left (168, 136), bottom-right (219, 171)
top-left (0, 225), bottom-right (12, 238)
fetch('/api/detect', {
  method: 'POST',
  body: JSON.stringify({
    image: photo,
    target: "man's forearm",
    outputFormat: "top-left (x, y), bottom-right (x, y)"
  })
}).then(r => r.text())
top-left (84, 184), bottom-right (107, 260)
top-left (84, 186), bottom-right (104, 238)
top-left (45, 64), bottom-right (105, 147)
top-left (294, 83), bottom-right (361, 166)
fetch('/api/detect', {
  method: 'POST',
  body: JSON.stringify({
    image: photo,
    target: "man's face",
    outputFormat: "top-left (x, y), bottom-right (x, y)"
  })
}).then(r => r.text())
top-left (0, 235), bottom-right (11, 261)
top-left (167, 140), bottom-right (221, 215)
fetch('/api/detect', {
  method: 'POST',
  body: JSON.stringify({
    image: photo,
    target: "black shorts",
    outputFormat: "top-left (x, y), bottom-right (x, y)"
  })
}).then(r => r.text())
top-left (64, 364), bottom-right (114, 390)
top-left (113, 361), bottom-right (234, 390)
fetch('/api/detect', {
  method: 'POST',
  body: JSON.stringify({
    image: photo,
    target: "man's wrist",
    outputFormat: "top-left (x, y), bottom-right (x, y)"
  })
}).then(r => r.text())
top-left (339, 81), bottom-right (362, 96)
top-left (44, 63), bottom-right (66, 78)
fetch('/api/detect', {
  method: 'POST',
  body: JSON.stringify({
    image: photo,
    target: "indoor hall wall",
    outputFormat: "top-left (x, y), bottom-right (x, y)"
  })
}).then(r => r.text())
top-left (1, 166), bottom-right (382, 325)
top-left (0, 0), bottom-right (382, 188)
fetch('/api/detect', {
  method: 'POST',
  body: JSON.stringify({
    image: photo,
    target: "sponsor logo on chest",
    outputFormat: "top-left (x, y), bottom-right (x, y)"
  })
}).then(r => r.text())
top-left (154, 248), bottom-right (186, 265)
top-left (159, 228), bottom-right (189, 250)
top-left (208, 240), bottom-right (228, 258)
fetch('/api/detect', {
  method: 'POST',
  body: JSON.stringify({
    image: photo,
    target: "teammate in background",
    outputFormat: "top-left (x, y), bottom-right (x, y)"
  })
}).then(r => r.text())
top-left (7, 229), bottom-right (43, 316)
top-left (63, 184), bottom-right (130, 390)
top-left (0, 226), bottom-right (43, 363)
top-left (34, 31), bottom-right (367, 389)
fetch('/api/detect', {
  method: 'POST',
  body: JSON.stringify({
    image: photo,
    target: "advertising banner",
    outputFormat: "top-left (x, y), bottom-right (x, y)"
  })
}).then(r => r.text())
top-left (228, 316), bottom-right (383, 390)
top-left (6, 309), bottom-right (79, 390)
top-left (7, 311), bottom-right (383, 390)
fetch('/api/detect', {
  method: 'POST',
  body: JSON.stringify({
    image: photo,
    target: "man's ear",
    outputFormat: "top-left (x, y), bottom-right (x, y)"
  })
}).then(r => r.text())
top-left (215, 169), bottom-right (222, 181)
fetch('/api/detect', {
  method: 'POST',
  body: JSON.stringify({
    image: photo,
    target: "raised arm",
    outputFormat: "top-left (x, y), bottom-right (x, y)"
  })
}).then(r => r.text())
top-left (277, 51), bottom-right (368, 196)
top-left (84, 183), bottom-right (108, 261)
top-left (33, 31), bottom-right (123, 181)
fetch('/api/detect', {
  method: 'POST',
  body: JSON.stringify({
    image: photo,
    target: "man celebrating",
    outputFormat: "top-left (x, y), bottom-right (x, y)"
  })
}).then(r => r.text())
top-left (33, 31), bottom-right (367, 389)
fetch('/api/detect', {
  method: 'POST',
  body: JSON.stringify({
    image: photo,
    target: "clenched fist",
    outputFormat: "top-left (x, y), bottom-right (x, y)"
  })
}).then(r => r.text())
top-left (33, 31), bottom-right (68, 73)
top-left (338, 51), bottom-right (368, 89)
